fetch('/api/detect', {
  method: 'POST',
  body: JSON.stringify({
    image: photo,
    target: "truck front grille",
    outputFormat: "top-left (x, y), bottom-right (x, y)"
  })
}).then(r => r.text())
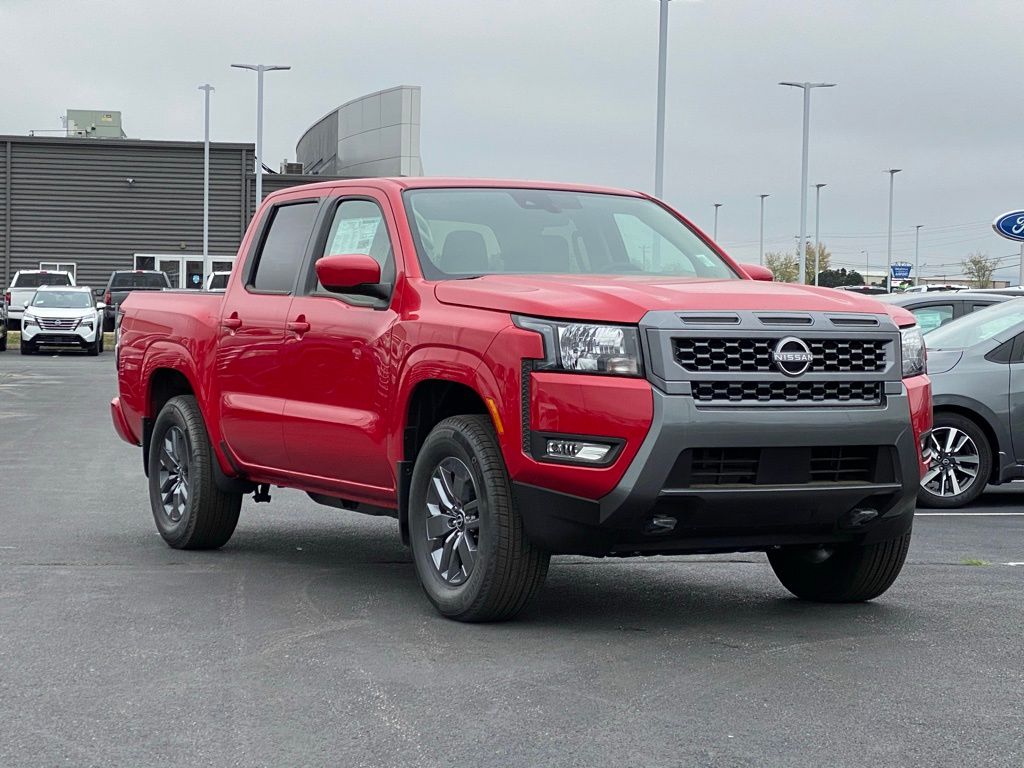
top-left (673, 445), bottom-right (889, 487)
top-left (673, 337), bottom-right (887, 374)
top-left (692, 380), bottom-right (882, 406)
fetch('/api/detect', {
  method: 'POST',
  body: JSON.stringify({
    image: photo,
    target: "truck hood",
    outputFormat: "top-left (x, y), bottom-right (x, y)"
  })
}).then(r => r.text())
top-left (434, 275), bottom-right (906, 324)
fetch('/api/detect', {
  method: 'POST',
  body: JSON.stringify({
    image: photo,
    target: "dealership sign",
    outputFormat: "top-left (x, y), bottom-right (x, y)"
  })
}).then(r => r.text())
top-left (993, 211), bottom-right (1024, 242)
top-left (890, 262), bottom-right (913, 280)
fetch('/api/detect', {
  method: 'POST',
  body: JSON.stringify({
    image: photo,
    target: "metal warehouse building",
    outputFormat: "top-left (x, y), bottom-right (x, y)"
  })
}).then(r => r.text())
top-left (0, 135), bottom-right (335, 293)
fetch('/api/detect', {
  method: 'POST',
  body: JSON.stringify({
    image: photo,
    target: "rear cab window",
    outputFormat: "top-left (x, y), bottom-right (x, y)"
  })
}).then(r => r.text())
top-left (248, 202), bottom-right (320, 293)
top-left (111, 273), bottom-right (169, 289)
top-left (14, 272), bottom-right (72, 288)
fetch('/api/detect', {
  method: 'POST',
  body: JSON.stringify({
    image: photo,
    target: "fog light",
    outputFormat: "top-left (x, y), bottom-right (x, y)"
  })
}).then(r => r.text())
top-left (545, 439), bottom-right (613, 463)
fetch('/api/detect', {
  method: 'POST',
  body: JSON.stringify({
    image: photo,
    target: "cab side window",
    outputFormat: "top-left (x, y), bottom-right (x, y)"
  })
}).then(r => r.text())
top-left (249, 202), bottom-right (319, 293)
top-left (315, 199), bottom-right (395, 302)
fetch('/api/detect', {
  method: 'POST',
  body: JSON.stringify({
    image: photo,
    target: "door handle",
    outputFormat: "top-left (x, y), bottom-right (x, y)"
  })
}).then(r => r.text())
top-left (222, 316), bottom-right (242, 331)
top-left (287, 320), bottom-right (310, 334)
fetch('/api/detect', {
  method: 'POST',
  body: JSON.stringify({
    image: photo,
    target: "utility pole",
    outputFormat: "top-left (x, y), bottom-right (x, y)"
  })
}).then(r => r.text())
top-left (914, 224), bottom-right (923, 287)
top-left (198, 84), bottom-right (214, 284)
top-left (779, 81), bottom-right (836, 284)
top-left (884, 169), bottom-right (902, 292)
top-left (758, 194), bottom-right (769, 265)
top-left (231, 63), bottom-right (291, 210)
top-left (813, 183), bottom-right (826, 285)
top-left (654, 0), bottom-right (670, 198)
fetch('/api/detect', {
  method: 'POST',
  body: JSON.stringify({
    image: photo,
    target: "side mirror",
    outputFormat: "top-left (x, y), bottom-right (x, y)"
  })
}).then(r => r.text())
top-left (92, 288), bottom-right (104, 298)
top-left (23, 301), bottom-right (30, 309)
top-left (315, 254), bottom-right (384, 298)
top-left (741, 263), bottom-right (774, 282)
top-left (96, 302), bottom-right (107, 310)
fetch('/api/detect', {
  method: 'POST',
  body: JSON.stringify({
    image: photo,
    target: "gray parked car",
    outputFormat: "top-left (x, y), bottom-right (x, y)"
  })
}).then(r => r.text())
top-left (921, 298), bottom-right (1024, 507)
top-left (879, 291), bottom-right (1011, 334)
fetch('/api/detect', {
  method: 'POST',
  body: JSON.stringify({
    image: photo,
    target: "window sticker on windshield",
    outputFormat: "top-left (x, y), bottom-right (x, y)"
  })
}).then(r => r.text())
top-left (330, 217), bottom-right (381, 255)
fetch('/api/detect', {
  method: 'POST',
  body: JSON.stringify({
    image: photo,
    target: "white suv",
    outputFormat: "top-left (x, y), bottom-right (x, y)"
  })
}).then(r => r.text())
top-left (20, 286), bottom-right (105, 356)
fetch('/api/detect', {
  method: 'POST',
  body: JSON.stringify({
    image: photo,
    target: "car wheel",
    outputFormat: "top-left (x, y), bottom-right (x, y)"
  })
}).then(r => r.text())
top-left (19, 338), bottom-right (33, 355)
top-left (917, 413), bottom-right (991, 509)
top-left (87, 333), bottom-right (100, 356)
top-left (768, 529), bottom-right (912, 602)
top-left (0, 331), bottom-right (6, 352)
top-left (408, 415), bottom-right (550, 622)
top-left (148, 395), bottom-right (242, 549)
top-left (99, 332), bottom-right (105, 354)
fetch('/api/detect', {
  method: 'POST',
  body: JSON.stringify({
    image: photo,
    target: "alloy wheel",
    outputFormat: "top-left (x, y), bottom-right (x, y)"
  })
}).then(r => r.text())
top-left (922, 426), bottom-right (981, 498)
top-left (158, 425), bottom-right (191, 523)
top-left (424, 456), bottom-right (480, 586)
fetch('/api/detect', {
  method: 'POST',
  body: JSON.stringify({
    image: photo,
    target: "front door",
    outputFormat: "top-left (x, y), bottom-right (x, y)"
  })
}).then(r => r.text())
top-left (281, 192), bottom-right (400, 500)
top-left (215, 197), bottom-right (321, 471)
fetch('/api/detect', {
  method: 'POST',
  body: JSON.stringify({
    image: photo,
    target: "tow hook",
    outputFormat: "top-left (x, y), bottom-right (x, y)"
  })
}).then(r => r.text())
top-left (253, 484), bottom-right (272, 503)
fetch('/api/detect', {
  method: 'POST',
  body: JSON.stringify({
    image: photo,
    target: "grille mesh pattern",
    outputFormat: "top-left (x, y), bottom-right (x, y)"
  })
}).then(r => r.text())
top-left (692, 380), bottom-right (882, 405)
top-left (673, 337), bottom-right (886, 374)
top-left (37, 317), bottom-right (80, 331)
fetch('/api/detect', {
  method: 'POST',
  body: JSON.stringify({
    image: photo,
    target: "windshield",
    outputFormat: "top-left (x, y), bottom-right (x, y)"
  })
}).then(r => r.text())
top-left (31, 290), bottom-right (92, 309)
top-left (404, 189), bottom-right (738, 280)
top-left (926, 298), bottom-right (1024, 349)
top-left (111, 272), bottom-right (168, 288)
top-left (14, 272), bottom-right (72, 288)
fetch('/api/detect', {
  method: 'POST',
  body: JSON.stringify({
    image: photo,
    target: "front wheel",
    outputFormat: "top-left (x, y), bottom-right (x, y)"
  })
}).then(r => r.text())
top-left (148, 395), bottom-right (242, 549)
top-left (768, 530), bottom-right (912, 602)
top-left (917, 413), bottom-right (991, 509)
top-left (408, 415), bottom-right (550, 622)
top-left (19, 339), bottom-right (33, 355)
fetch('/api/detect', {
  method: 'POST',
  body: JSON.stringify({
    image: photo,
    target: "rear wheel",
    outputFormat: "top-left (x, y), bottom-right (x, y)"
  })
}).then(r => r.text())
top-left (768, 530), bottom-right (912, 602)
top-left (917, 413), bottom-right (991, 509)
top-left (148, 395), bottom-right (242, 549)
top-left (408, 415), bottom-right (549, 622)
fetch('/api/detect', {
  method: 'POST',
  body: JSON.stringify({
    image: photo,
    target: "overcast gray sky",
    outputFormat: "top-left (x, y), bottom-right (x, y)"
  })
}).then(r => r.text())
top-left (3, 0), bottom-right (1023, 281)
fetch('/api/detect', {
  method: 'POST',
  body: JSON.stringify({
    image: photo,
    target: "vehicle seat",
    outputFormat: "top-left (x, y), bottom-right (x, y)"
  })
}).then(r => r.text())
top-left (441, 230), bottom-right (488, 274)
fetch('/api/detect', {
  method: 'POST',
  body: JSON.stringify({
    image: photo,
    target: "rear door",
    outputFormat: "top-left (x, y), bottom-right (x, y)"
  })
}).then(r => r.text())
top-left (280, 189), bottom-right (401, 499)
top-left (215, 195), bottom-right (322, 470)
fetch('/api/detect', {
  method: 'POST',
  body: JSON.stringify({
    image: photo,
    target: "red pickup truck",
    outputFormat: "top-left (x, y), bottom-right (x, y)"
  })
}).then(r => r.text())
top-left (112, 178), bottom-right (932, 621)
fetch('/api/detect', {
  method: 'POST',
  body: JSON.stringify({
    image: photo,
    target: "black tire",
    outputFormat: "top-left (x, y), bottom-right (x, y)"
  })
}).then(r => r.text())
top-left (19, 339), bottom-right (33, 355)
top-left (87, 333), bottom-right (100, 356)
top-left (408, 415), bottom-right (550, 622)
top-left (917, 412), bottom-right (992, 509)
top-left (768, 529), bottom-right (912, 602)
top-left (0, 332), bottom-right (6, 352)
top-left (98, 332), bottom-right (105, 354)
top-left (148, 395), bottom-right (242, 550)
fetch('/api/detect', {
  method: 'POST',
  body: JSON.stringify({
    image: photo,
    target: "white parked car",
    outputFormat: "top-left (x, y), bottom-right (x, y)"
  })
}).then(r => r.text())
top-left (5, 269), bottom-right (75, 328)
top-left (204, 271), bottom-right (231, 292)
top-left (20, 286), bottom-right (105, 356)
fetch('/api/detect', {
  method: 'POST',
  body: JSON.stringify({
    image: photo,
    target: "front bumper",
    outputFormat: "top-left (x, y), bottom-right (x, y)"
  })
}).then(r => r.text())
top-left (22, 323), bottom-right (98, 346)
top-left (513, 386), bottom-right (921, 556)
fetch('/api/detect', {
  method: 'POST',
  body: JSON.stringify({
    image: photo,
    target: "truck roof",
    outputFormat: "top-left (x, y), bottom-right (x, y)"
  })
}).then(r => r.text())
top-left (263, 177), bottom-right (645, 203)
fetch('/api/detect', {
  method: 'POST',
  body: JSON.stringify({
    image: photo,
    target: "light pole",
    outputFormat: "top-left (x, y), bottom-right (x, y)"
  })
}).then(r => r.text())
top-left (779, 81), bottom-right (836, 284)
top-left (862, 250), bottom-right (869, 284)
top-left (654, 0), bottom-right (670, 198)
top-left (231, 63), bottom-right (291, 209)
top-left (198, 84), bottom-right (214, 284)
top-left (713, 203), bottom-right (722, 241)
top-left (813, 183), bottom-right (826, 285)
top-left (884, 168), bottom-right (901, 291)
top-left (758, 194), bottom-right (769, 265)
top-left (914, 224), bottom-right (923, 287)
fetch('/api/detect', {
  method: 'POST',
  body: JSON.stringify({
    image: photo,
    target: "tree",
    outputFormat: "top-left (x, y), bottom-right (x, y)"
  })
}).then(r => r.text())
top-left (801, 242), bottom-right (832, 282)
top-left (817, 267), bottom-right (864, 288)
top-left (962, 251), bottom-right (997, 288)
top-left (765, 251), bottom-right (799, 283)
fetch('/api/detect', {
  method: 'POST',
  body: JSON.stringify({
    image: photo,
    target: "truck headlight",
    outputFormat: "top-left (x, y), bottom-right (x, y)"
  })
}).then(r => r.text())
top-left (79, 318), bottom-right (94, 330)
top-left (22, 314), bottom-right (38, 328)
top-left (901, 325), bottom-right (926, 378)
top-left (513, 316), bottom-right (643, 376)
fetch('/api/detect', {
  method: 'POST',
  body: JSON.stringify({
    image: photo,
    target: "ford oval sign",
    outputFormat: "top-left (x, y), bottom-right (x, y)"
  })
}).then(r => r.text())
top-left (993, 211), bottom-right (1024, 242)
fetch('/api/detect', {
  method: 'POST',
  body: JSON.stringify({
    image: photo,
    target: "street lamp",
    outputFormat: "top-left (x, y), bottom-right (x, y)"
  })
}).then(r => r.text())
top-left (713, 203), bottom-right (722, 241)
top-left (231, 63), bottom-right (291, 209)
top-left (884, 168), bottom-right (902, 291)
top-left (758, 194), bottom-right (769, 265)
top-left (914, 224), bottom-right (923, 287)
top-left (654, 0), bottom-right (671, 198)
top-left (198, 84), bottom-right (214, 284)
top-left (779, 81), bottom-right (836, 284)
top-left (862, 250), bottom-right (869, 284)
top-left (813, 183), bottom-right (826, 285)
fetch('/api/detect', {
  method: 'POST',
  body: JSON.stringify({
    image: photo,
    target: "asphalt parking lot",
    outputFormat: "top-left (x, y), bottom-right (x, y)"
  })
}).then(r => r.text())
top-left (1, 353), bottom-right (1022, 767)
